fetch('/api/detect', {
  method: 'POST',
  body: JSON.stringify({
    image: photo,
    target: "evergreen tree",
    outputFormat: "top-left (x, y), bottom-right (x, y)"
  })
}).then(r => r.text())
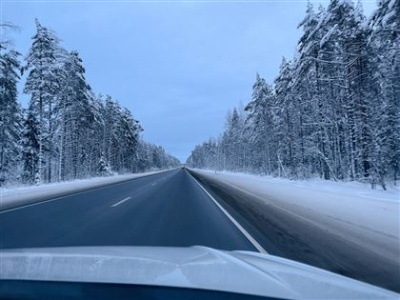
top-left (21, 105), bottom-right (40, 184)
top-left (0, 50), bottom-right (22, 184)
top-left (369, 0), bottom-right (400, 185)
top-left (245, 74), bottom-right (275, 173)
top-left (188, 0), bottom-right (399, 189)
top-left (1, 20), bottom-right (179, 186)
top-left (24, 19), bottom-right (61, 184)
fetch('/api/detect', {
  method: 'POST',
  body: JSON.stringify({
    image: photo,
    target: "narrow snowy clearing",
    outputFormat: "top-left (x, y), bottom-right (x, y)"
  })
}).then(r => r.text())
top-left (192, 169), bottom-right (400, 263)
top-left (0, 170), bottom-right (169, 211)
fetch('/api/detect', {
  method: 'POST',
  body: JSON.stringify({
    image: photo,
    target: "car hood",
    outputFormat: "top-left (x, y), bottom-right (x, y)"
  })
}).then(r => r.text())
top-left (0, 246), bottom-right (397, 299)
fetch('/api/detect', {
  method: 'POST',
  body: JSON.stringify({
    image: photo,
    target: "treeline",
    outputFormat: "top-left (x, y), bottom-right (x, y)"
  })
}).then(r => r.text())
top-left (0, 20), bottom-right (180, 186)
top-left (187, 0), bottom-right (399, 189)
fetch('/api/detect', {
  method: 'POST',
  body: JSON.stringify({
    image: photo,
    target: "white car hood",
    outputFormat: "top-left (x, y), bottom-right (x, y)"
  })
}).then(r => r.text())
top-left (0, 246), bottom-right (397, 299)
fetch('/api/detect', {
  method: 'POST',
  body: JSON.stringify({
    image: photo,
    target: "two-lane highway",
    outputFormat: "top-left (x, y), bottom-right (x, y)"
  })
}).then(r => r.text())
top-left (0, 169), bottom-right (258, 251)
top-left (2, 169), bottom-right (400, 293)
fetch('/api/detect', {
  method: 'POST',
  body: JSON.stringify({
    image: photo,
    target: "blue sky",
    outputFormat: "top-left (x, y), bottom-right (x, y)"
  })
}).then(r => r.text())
top-left (2, 0), bottom-right (375, 162)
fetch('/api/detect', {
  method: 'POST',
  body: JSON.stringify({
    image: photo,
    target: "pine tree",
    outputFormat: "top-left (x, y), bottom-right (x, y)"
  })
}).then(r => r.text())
top-left (245, 74), bottom-right (275, 173)
top-left (55, 50), bottom-right (99, 179)
top-left (369, 0), bottom-right (400, 186)
top-left (0, 49), bottom-right (22, 184)
top-left (24, 19), bottom-right (61, 184)
top-left (21, 105), bottom-right (40, 184)
top-left (1, 20), bottom-right (179, 185)
top-left (188, 0), bottom-right (398, 189)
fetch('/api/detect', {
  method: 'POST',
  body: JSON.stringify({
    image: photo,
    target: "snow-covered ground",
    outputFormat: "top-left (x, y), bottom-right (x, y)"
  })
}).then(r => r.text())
top-left (192, 169), bottom-right (400, 263)
top-left (0, 170), bottom-right (168, 211)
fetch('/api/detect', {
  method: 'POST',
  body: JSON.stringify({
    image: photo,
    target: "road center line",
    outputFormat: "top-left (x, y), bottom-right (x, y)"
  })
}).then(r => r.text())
top-left (189, 173), bottom-right (267, 254)
top-left (111, 197), bottom-right (132, 207)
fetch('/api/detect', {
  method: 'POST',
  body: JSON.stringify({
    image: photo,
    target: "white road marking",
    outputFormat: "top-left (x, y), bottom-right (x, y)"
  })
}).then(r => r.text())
top-left (111, 197), bottom-right (132, 207)
top-left (190, 174), bottom-right (267, 254)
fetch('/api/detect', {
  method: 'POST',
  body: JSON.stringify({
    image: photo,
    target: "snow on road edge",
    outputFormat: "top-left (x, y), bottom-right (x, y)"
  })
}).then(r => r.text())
top-left (191, 169), bottom-right (400, 263)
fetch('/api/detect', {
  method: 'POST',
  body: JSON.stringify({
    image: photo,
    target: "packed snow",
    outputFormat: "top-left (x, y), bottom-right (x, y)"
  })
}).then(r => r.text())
top-left (191, 169), bottom-right (400, 263)
top-left (0, 170), bottom-right (168, 211)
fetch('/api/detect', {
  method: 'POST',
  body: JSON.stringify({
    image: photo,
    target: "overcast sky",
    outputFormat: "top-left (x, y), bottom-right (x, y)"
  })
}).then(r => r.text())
top-left (2, 0), bottom-right (375, 162)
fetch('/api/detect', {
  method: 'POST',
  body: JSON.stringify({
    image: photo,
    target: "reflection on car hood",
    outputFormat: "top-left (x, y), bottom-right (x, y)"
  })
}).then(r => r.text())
top-left (0, 246), bottom-right (396, 299)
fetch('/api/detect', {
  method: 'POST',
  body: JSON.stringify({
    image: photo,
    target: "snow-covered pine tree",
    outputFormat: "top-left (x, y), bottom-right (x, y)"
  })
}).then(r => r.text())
top-left (296, 2), bottom-right (335, 180)
top-left (24, 19), bottom-right (61, 184)
top-left (245, 73), bottom-right (275, 174)
top-left (274, 58), bottom-right (300, 178)
top-left (188, 0), bottom-right (398, 189)
top-left (0, 23), bottom-right (23, 185)
top-left (118, 107), bottom-right (142, 173)
top-left (55, 50), bottom-right (103, 180)
top-left (0, 49), bottom-right (22, 185)
top-left (222, 108), bottom-right (242, 171)
top-left (0, 20), bottom-right (179, 185)
top-left (296, 2), bottom-right (326, 178)
top-left (21, 104), bottom-right (40, 184)
top-left (102, 95), bottom-right (119, 170)
top-left (369, 0), bottom-right (400, 186)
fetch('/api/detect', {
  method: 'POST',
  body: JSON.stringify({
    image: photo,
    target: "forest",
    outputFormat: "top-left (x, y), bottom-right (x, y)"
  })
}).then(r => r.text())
top-left (187, 0), bottom-right (399, 189)
top-left (0, 20), bottom-right (180, 186)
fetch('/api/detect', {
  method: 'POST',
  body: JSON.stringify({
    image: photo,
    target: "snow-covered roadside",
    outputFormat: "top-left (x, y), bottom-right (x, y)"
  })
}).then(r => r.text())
top-left (191, 169), bottom-right (400, 263)
top-left (0, 169), bottom-right (170, 211)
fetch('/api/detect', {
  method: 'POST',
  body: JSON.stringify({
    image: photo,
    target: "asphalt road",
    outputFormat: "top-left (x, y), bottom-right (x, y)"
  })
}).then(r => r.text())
top-left (0, 169), bottom-right (257, 251)
top-left (1, 168), bottom-right (399, 293)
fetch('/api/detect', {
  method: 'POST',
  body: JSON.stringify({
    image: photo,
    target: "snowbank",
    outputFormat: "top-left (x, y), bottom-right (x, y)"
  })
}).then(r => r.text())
top-left (191, 169), bottom-right (400, 263)
top-left (0, 170), bottom-right (169, 211)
